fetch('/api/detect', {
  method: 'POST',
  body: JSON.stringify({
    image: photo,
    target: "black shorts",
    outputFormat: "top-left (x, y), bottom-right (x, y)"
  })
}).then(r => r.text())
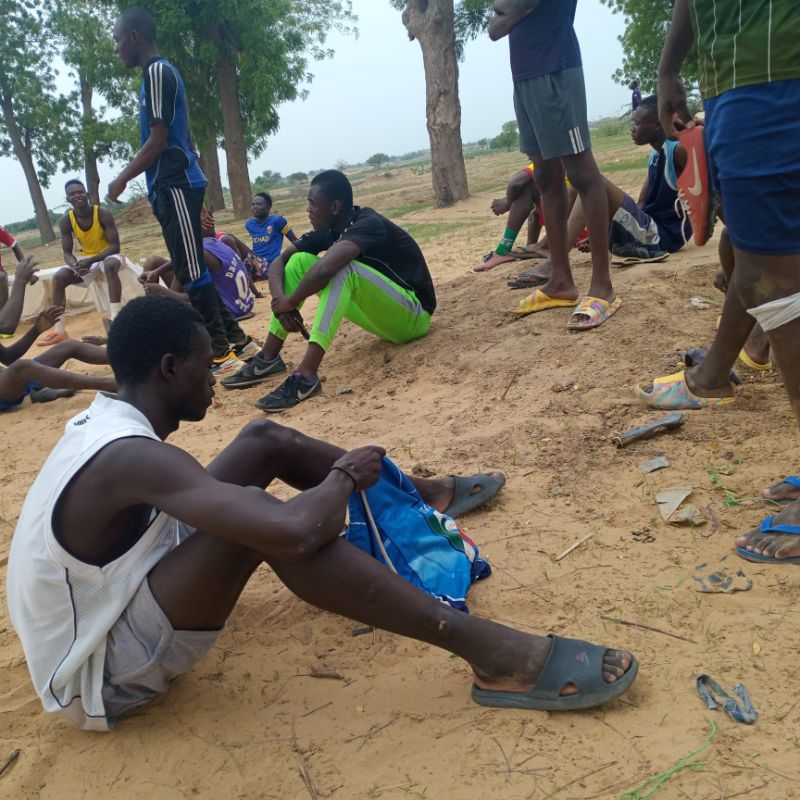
top-left (152, 185), bottom-right (206, 288)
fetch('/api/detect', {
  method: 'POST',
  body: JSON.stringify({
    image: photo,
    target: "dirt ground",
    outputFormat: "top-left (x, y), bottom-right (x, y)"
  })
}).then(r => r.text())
top-left (2, 144), bottom-right (799, 799)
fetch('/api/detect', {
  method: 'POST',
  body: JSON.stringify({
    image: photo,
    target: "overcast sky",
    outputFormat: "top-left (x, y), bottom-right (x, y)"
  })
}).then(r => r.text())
top-left (0, 1), bottom-right (629, 225)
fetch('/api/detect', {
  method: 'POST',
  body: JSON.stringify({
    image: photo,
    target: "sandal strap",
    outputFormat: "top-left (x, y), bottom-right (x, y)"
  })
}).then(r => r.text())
top-left (532, 634), bottom-right (608, 699)
top-left (760, 515), bottom-right (800, 535)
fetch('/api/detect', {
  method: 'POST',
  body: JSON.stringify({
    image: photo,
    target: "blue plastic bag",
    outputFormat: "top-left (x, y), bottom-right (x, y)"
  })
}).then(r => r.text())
top-left (345, 457), bottom-right (491, 611)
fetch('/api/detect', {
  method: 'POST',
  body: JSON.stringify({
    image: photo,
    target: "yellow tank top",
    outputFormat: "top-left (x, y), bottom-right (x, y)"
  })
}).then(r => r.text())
top-left (68, 206), bottom-right (111, 258)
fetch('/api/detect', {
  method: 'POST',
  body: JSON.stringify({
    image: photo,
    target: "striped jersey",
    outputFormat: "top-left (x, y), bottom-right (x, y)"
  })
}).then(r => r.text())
top-left (139, 57), bottom-right (206, 203)
top-left (689, 0), bottom-right (800, 98)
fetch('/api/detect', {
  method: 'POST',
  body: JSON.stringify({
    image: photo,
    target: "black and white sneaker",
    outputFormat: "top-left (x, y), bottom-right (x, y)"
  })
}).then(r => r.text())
top-left (255, 372), bottom-right (321, 412)
top-left (232, 336), bottom-right (260, 362)
top-left (220, 354), bottom-right (287, 389)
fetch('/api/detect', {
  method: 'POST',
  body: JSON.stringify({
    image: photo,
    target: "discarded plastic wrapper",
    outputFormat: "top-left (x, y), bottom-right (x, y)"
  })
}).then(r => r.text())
top-left (613, 412), bottom-right (685, 447)
top-left (640, 455), bottom-right (670, 473)
top-left (696, 674), bottom-right (758, 724)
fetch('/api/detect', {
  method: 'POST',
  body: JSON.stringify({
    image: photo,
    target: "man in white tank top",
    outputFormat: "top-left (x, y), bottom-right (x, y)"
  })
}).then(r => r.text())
top-left (7, 296), bottom-right (636, 730)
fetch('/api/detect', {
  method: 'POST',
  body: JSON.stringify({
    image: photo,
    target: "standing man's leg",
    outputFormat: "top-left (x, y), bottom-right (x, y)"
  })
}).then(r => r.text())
top-left (528, 155), bottom-right (577, 299)
top-left (512, 67), bottom-right (617, 328)
top-left (152, 185), bottom-right (233, 363)
top-left (563, 149), bottom-right (613, 310)
top-left (682, 228), bottom-right (757, 400)
top-left (0, 270), bottom-right (8, 313)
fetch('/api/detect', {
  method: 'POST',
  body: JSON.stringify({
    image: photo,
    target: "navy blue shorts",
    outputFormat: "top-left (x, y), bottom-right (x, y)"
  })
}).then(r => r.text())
top-left (705, 78), bottom-right (800, 255)
top-left (0, 357), bottom-right (42, 412)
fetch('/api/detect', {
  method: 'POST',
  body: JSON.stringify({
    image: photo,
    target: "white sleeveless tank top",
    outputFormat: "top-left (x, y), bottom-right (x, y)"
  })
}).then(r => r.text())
top-left (7, 393), bottom-right (182, 730)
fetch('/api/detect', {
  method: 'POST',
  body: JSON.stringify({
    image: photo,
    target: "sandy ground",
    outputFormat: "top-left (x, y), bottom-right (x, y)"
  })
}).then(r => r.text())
top-left (2, 147), bottom-right (799, 799)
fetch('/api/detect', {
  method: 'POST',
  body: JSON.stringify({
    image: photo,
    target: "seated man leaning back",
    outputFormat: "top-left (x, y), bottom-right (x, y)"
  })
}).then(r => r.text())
top-left (222, 169), bottom-right (437, 411)
top-left (7, 295), bottom-right (637, 730)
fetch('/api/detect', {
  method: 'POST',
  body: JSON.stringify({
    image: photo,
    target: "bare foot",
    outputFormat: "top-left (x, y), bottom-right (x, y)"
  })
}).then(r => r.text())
top-left (474, 252), bottom-right (515, 272)
top-left (761, 478), bottom-right (800, 504)
top-left (684, 365), bottom-right (736, 399)
top-left (736, 500), bottom-right (800, 560)
top-left (534, 277), bottom-right (580, 303)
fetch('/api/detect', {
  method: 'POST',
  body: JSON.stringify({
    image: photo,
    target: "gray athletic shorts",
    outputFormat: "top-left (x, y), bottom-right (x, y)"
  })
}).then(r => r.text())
top-left (101, 574), bottom-right (222, 724)
top-left (513, 66), bottom-right (592, 160)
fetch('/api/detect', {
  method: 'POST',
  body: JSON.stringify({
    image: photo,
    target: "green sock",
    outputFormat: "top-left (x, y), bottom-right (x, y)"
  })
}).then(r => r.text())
top-left (495, 228), bottom-right (519, 256)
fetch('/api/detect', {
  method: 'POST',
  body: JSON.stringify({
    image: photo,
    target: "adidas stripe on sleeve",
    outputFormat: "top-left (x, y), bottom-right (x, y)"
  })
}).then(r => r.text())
top-left (143, 61), bottom-right (179, 128)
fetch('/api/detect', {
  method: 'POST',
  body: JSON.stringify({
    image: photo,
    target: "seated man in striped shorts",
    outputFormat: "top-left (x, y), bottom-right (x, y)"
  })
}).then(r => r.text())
top-left (222, 170), bottom-right (436, 411)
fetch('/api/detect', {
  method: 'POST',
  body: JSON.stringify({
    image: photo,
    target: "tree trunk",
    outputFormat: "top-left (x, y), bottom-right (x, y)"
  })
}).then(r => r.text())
top-left (401, 0), bottom-right (469, 208)
top-left (197, 124), bottom-right (226, 212)
top-left (216, 54), bottom-right (251, 219)
top-left (79, 72), bottom-right (101, 205)
top-left (0, 90), bottom-right (55, 243)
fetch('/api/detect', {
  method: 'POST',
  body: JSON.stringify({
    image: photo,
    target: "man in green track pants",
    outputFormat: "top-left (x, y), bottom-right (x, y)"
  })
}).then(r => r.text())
top-left (222, 170), bottom-right (436, 411)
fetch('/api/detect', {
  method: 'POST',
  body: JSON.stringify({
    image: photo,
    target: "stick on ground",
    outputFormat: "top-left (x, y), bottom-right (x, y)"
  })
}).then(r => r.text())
top-left (555, 532), bottom-right (594, 562)
top-left (0, 749), bottom-right (21, 779)
top-left (600, 615), bottom-right (698, 644)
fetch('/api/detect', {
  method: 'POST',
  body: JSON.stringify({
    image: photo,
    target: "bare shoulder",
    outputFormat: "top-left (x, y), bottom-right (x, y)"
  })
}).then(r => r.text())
top-left (98, 206), bottom-right (118, 228)
top-left (81, 436), bottom-right (189, 489)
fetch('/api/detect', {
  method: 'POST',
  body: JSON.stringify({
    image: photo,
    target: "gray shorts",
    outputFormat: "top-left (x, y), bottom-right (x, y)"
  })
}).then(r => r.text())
top-left (101, 576), bottom-right (222, 724)
top-left (513, 66), bottom-right (592, 160)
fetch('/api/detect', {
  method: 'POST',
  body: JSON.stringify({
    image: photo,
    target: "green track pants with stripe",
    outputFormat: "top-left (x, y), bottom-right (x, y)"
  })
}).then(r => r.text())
top-left (269, 252), bottom-right (432, 351)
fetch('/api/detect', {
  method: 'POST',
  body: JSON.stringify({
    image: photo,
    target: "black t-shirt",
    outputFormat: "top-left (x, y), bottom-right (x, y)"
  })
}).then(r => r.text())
top-left (294, 206), bottom-right (436, 314)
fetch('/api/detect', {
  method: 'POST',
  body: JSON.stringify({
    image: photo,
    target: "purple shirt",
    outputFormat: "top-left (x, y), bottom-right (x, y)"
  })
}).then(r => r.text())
top-left (203, 237), bottom-right (254, 318)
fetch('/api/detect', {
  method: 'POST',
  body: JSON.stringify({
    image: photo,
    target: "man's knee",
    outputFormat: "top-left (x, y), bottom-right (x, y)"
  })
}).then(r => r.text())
top-left (564, 155), bottom-right (601, 193)
top-left (5, 359), bottom-right (32, 382)
top-left (533, 161), bottom-right (563, 194)
top-left (55, 267), bottom-right (75, 286)
top-left (239, 418), bottom-right (298, 449)
top-left (142, 255), bottom-right (166, 272)
top-left (103, 257), bottom-right (121, 274)
top-left (285, 251), bottom-right (320, 281)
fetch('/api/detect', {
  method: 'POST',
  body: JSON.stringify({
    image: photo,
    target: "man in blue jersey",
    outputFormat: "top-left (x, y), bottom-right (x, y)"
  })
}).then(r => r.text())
top-left (489, 0), bottom-right (618, 331)
top-left (108, 7), bottom-right (246, 376)
top-left (245, 193), bottom-right (297, 279)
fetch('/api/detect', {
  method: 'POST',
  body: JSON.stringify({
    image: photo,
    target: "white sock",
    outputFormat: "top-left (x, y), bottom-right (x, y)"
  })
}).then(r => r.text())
top-left (109, 301), bottom-right (123, 319)
top-left (55, 318), bottom-right (66, 335)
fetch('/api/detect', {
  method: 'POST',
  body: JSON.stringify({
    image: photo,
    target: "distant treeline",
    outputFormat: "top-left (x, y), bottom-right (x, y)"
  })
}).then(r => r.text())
top-left (5, 211), bottom-right (62, 235)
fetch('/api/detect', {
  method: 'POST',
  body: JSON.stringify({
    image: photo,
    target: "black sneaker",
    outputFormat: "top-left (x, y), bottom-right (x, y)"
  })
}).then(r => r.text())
top-left (611, 242), bottom-right (667, 261)
top-left (255, 373), bottom-right (321, 412)
top-left (232, 336), bottom-right (260, 361)
top-left (220, 354), bottom-right (286, 389)
top-left (30, 387), bottom-right (76, 404)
